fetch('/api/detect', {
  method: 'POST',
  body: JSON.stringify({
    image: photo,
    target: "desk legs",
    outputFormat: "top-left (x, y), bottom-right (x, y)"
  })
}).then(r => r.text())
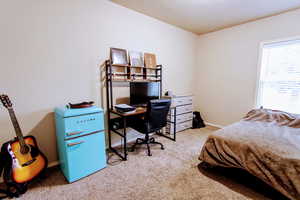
top-left (109, 116), bottom-right (128, 161)
top-left (159, 107), bottom-right (176, 141)
top-left (123, 117), bottom-right (127, 161)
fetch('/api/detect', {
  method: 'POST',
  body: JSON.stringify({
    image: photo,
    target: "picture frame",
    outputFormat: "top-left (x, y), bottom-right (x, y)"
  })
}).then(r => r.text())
top-left (110, 48), bottom-right (128, 66)
top-left (129, 51), bottom-right (144, 79)
top-left (129, 51), bottom-right (144, 67)
top-left (110, 48), bottom-right (128, 80)
top-left (144, 53), bottom-right (157, 80)
top-left (144, 53), bottom-right (157, 68)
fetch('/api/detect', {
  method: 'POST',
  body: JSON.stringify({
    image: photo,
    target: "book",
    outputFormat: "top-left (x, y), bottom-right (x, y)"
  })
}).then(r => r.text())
top-left (117, 109), bottom-right (136, 114)
top-left (115, 104), bottom-right (136, 113)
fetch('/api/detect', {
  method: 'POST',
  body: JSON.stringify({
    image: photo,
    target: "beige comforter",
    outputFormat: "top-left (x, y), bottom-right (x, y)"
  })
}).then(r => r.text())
top-left (199, 109), bottom-right (300, 200)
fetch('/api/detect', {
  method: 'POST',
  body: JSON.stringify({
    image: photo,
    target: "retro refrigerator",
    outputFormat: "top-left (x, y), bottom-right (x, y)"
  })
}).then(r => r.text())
top-left (54, 106), bottom-right (106, 183)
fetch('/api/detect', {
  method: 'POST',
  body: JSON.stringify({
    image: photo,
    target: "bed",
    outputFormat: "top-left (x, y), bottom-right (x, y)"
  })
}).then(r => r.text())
top-left (199, 109), bottom-right (300, 200)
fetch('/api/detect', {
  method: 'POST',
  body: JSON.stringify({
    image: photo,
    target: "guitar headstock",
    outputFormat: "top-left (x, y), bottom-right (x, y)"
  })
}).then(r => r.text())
top-left (0, 94), bottom-right (13, 109)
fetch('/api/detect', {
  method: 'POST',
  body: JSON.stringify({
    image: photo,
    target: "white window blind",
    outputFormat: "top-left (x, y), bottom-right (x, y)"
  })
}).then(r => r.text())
top-left (257, 39), bottom-right (300, 114)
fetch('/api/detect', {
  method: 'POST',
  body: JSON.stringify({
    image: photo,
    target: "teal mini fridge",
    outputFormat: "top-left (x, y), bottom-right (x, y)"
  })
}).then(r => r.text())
top-left (54, 106), bottom-right (106, 183)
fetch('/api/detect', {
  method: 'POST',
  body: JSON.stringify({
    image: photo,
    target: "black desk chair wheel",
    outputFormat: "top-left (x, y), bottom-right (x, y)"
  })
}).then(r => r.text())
top-left (129, 99), bottom-right (171, 156)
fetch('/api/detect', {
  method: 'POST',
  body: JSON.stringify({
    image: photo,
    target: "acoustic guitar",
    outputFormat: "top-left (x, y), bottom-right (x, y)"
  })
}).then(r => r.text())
top-left (0, 94), bottom-right (48, 184)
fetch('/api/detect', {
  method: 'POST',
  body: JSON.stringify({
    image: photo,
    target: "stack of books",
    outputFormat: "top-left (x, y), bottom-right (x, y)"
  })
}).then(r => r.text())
top-left (114, 104), bottom-right (136, 114)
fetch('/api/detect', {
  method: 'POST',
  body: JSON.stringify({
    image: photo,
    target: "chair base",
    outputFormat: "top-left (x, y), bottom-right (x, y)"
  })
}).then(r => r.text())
top-left (130, 137), bottom-right (164, 156)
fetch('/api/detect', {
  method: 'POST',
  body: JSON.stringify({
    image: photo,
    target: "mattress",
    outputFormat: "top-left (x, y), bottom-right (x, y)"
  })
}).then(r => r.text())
top-left (199, 109), bottom-right (300, 200)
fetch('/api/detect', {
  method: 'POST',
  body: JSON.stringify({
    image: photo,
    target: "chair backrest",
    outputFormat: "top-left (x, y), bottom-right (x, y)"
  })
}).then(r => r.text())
top-left (146, 99), bottom-right (171, 131)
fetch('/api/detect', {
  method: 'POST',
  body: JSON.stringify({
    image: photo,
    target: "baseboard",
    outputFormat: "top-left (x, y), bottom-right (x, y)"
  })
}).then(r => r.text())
top-left (204, 121), bottom-right (224, 129)
top-left (48, 160), bottom-right (59, 168)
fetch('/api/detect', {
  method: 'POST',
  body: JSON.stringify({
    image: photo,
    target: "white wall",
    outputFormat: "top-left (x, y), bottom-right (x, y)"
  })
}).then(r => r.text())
top-left (195, 8), bottom-right (300, 127)
top-left (0, 0), bottom-right (197, 163)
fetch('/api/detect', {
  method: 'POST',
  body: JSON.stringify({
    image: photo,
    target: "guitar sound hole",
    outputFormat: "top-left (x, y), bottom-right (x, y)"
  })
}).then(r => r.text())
top-left (20, 145), bottom-right (30, 154)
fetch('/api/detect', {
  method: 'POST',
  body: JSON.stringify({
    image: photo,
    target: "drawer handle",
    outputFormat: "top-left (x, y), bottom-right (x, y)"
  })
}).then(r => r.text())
top-left (67, 141), bottom-right (85, 147)
top-left (67, 131), bottom-right (83, 136)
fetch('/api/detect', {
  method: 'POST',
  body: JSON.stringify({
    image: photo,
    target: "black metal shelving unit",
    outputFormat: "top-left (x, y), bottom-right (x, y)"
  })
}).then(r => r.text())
top-left (105, 60), bottom-right (176, 160)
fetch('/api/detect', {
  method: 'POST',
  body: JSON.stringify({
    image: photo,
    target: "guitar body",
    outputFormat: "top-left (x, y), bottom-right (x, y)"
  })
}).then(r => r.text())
top-left (0, 94), bottom-right (48, 188)
top-left (4, 136), bottom-right (48, 184)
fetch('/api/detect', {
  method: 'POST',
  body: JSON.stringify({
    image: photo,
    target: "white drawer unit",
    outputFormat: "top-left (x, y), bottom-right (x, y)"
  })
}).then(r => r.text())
top-left (170, 104), bottom-right (193, 115)
top-left (166, 120), bottom-right (192, 134)
top-left (172, 96), bottom-right (193, 107)
top-left (168, 112), bottom-right (193, 124)
top-left (164, 95), bottom-right (193, 135)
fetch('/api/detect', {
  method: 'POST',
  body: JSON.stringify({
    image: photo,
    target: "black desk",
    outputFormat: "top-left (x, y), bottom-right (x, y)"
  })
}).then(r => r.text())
top-left (108, 107), bottom-right (176, 161)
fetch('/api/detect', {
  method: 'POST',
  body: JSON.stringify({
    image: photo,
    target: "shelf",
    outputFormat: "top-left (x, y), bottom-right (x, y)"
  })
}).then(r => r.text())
top-left (108, 73), bottom-right (161, 77)
top-left (109, 79), bottom-right (161, 82)
top-left (108, 73), bottom-right (128, 76)
top-left (111, 64), bottom-right (129, 67)
top-left (143, 74), bottom-right (159, 77)
top-left (130, 66), bottom-right (161, 70)
top-left (107, 61), bottom-right (161, 70)
top-left (131, 66), bottom-right (161, 70)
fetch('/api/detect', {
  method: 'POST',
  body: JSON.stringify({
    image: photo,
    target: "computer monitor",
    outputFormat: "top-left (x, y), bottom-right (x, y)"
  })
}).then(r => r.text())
top-left (130, 82), bottom-right (160, 106)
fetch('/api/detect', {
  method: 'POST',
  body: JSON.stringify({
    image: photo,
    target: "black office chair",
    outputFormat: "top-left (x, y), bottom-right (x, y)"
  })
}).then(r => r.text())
top-left (130, 99), bottom-right (171, 156)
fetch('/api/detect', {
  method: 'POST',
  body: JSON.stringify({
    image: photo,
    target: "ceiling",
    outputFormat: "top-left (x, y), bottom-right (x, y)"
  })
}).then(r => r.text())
top-left (110, 0), bottom-right (300, 35)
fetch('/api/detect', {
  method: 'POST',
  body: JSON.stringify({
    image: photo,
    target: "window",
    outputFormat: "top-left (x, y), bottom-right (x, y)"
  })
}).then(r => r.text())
top-left (256, 38), bottom-right (300, 114)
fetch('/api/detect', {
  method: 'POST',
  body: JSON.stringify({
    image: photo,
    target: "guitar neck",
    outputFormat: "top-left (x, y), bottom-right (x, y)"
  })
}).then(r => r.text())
top-left (7, 108), bottom-right (26, 146)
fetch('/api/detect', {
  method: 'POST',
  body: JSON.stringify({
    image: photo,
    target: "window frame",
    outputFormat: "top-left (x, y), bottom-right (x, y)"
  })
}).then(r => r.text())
top-left (254, 36), bottom-right (300, 110)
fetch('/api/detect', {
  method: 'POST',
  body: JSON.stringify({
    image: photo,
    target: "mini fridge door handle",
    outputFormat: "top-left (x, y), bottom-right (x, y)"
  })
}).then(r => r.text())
top-left (67, 131), bottom-right (83, 136)
top-left (67, 141), bottom-right (85, 147)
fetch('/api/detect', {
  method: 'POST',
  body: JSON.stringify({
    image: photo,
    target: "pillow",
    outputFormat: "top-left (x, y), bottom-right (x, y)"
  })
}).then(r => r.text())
top-left (243, 109), bottom-right (300, 128)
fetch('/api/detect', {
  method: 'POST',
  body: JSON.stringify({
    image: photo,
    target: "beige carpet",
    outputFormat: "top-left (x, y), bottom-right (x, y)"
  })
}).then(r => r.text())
top-left (9, 126), bottom-right (288, 200)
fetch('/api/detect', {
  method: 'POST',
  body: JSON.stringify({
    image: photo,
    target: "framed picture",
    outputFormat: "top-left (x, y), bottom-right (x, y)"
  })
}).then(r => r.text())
top-left (144, 53), bottom-right (157, 79)
top-left (129, 51), bottom-right (143, 79)
top-left (144, 53), bottom-right (157, 68)
top-left (110, 48), bottom-right (128, 80)
top-left (110, 48), bottom-right (128, 66)
top-left (129, 51), bottom-right (144, 67)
